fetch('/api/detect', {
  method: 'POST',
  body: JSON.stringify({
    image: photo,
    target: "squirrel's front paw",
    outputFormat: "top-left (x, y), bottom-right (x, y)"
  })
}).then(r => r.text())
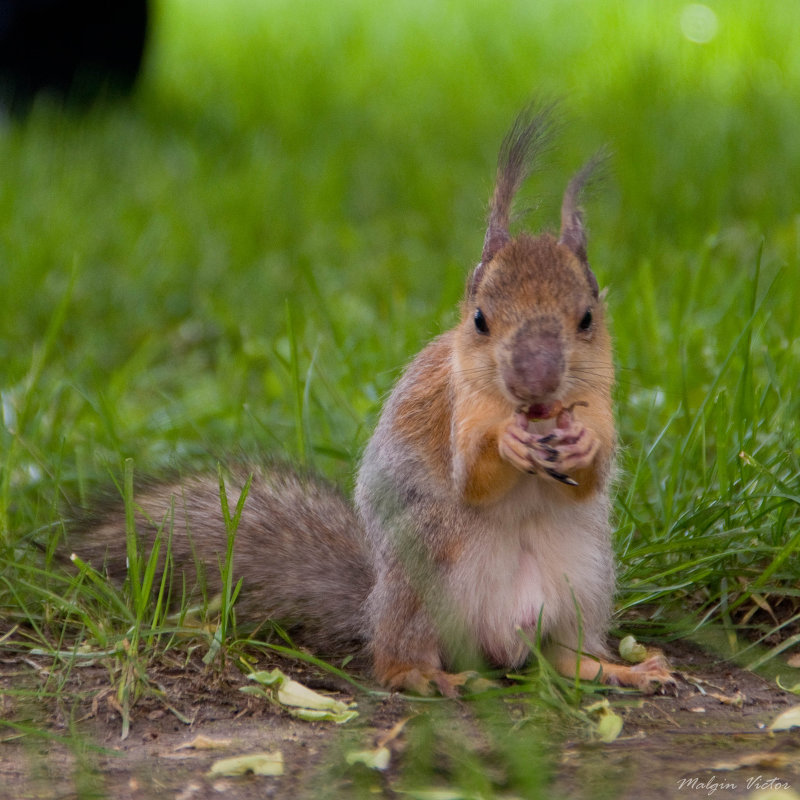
top-left (499, 408), bottom-right (599, 485)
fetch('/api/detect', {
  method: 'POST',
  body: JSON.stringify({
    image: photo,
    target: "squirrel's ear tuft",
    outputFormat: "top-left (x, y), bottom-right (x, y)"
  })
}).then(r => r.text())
top-left (558, 151), bottom-right (608, 298)
top-left (480, 103), bottom-right (554, 269)
top-left (479, 226), bottom-right (511, 273)
top-left (467, 261), bottom-right (487, 298)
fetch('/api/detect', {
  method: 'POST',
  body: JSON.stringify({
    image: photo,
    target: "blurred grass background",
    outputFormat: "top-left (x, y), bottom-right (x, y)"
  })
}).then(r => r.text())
top-left (1, 0), bottom-right (799, 661)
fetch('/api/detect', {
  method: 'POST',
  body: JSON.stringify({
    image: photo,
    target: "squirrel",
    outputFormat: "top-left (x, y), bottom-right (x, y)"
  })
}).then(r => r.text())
top-left (74, 106), bottom-right (673, 696)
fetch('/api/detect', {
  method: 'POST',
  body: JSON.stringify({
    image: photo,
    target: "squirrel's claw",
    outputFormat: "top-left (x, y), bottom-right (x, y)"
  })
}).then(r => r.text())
top-left (545, 468), bottom-right (579, 486)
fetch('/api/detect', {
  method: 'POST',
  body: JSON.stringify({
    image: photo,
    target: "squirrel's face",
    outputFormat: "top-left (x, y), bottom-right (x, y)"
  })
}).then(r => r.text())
top-left (456, 104), bottom-right (613, 415)
top-left (456, 231), bottom-right (612, 414)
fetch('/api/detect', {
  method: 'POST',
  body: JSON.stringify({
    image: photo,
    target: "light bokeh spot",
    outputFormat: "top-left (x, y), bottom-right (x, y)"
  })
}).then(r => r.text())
top-left (680, 4), bottom-right (718, 43)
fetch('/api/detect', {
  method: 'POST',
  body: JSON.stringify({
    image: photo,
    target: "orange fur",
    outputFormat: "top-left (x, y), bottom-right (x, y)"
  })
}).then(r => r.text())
top-left (455, 411), bottom-right (522, 505)
top-left (390, 335), bottom-right (455, 488)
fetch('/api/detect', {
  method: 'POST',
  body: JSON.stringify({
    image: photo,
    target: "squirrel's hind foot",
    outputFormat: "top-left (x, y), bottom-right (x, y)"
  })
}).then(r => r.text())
top-left (380, 665), bottom-right (486, 697)
top-left (602, 654), bottom-right (677, 695)
top-left (555, 649), bottom-right (677, 695)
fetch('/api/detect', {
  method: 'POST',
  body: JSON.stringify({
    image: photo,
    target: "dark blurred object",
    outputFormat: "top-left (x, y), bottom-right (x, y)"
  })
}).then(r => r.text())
top-left (0, 0), bottom-right (149, 112)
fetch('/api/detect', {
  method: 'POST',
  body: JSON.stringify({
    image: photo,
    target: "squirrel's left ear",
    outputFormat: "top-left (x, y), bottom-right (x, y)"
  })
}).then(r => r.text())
top-left (470, 104), bottom-right (553, 299)
top-left (559, 155), bottom-right (605, 298)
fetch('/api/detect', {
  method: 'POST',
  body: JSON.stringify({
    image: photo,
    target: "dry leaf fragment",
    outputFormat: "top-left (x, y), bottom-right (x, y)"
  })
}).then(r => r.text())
top-left (175, 735), bottom-right (232, 751)
top-left (787, 652), bottom-right (800, 669)
top-left (209, 751), bottom-right (284, 777)
top-left (345, 717), bottom-right (411, 770)
top-left (768, 704), bottom-right (800, 732)
top-left (746, 790), bottom-right (800, 800)
top-left (712, 751), bottom-right (796, 771)
top-left (345, 717), bottom-right (412, 772)
top-left (397, 790), bottom-right (485, 800)
top-left (707, 690), bottom-right (745, 707)
top-left (376, 716), bottom-right (412, 748)
top-left (736, 578), bottom-right (779, 626)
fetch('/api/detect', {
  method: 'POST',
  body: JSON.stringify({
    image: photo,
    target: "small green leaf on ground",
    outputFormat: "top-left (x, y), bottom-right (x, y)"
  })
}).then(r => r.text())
top-left (244, 668), bottom-right (358, 723)
top-left (345, 746), bottom-right (391, 771)
top-left (619, 635), bottom-right (647, 663)
top-left (776, 677), bottom-right (800, 695)
top-left (584, 699), bottom-right (624, 743)
top-left (209, 751), bottom-right (284, 777)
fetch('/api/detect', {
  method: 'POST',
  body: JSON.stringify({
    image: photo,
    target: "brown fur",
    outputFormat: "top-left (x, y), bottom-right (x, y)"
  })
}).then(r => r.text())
top-left (75, 465), bottom-right (372, 653)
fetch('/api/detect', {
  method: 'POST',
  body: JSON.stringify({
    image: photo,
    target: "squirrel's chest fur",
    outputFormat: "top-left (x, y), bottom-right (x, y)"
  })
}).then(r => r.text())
top-left (449, 481), bottom-right (614, 666)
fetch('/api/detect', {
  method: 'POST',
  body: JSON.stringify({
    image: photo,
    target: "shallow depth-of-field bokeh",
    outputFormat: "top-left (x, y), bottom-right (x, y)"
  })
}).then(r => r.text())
top-left (1, 0), bottom-right (799, 725)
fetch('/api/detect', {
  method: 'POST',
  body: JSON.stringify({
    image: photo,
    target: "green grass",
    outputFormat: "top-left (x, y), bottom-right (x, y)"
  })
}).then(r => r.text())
top-left (1, 0), bottom-right (799, 795)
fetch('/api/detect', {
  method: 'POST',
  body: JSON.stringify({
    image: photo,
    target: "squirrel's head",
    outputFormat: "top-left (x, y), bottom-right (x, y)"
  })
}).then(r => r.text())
top-left (455, 105), bottom-right (612, 416)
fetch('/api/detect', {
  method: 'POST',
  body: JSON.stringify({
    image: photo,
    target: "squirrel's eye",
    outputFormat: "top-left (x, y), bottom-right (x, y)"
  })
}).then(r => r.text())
top-left (579, 309), bottom-right (593, 331)
top-left (474, 308), bottom-right (489, 335)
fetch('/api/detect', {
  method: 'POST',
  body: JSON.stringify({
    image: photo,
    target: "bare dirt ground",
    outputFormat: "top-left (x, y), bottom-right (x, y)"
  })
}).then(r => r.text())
top-left (1, 638), bottom-right (799, 800)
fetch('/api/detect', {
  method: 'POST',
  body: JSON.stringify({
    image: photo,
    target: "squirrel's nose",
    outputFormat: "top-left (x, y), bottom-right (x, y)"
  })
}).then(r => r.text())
top-left (502, 327), bottom-right (564, 402)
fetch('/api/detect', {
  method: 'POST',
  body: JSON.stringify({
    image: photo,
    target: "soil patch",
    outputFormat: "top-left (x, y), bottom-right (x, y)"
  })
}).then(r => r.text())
top-left (555, 640), bottom-right (800, 799)
top-left (1, 639), bottom-right (799, 799)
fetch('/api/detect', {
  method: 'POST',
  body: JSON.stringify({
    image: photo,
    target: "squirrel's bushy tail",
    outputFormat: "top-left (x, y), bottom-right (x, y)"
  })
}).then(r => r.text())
top-left (72, 465), bottom-right (373, 652)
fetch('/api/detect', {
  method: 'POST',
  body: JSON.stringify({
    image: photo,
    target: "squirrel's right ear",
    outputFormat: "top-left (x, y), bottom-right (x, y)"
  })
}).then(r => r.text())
top-left (558, 151), bottom-right (608, 298)
top-left (470, 104), bottom-right (553, 299)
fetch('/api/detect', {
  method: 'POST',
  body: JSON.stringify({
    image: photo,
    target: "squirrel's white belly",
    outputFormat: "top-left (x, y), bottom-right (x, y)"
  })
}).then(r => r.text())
top-left (449, 486), bottom-right (613, 667)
